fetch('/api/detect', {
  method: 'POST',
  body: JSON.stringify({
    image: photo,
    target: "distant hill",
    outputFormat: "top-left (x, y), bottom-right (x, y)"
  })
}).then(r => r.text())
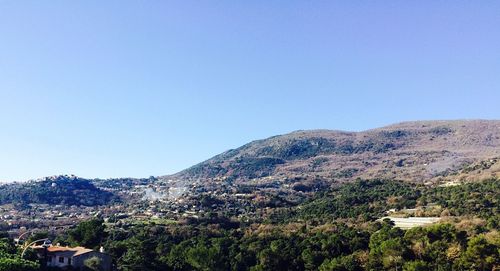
top-left (3, 120), bottom-right (499, 206)
top-left (0, 175), bottom-right (118, 206)
top-left (167, 120), bottom-right (500, 184)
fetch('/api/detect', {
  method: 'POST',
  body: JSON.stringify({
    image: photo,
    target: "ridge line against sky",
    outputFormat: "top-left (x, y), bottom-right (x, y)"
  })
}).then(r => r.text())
top-left (1, 1), bottom-right (499, 181)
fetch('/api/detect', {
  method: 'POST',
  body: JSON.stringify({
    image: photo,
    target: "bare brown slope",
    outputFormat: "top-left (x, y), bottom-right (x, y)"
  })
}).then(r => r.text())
top-left (167, 120), bottom-right (500, 183)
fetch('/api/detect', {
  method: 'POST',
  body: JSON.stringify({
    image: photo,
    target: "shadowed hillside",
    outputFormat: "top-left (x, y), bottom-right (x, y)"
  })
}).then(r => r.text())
top-left (0, 175), bottom-right (118, 206)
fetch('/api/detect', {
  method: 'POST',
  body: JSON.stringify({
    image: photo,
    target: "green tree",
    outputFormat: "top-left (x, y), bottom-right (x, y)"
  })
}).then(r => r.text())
top-left (84, 256), bottom-right (103, 271)
top-left (319, 254), bottom-right (362, 271)
top-left (457, 235), bottom-right (499, 271)
top-left (0, 257), bottom-right (39, 271)
top-left (68, 219), bottom-right (107, 249)
top-left (403, 260), bottom-right (430, 271)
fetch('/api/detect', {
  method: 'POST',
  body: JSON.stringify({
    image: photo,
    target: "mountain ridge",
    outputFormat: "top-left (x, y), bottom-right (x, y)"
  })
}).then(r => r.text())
top-left (165, 120), bottom-right (500, 184)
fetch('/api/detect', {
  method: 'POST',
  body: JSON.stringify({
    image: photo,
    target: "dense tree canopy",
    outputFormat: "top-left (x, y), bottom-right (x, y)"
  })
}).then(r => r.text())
top-left (0, 238), bottom-right (39, 271)
top-left (0, 177), bottom-right (117, 206)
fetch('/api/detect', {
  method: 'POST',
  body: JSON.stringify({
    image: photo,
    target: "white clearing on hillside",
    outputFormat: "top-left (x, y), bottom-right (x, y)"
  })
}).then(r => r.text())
top-left (381, 217), bottom-right (441, 229)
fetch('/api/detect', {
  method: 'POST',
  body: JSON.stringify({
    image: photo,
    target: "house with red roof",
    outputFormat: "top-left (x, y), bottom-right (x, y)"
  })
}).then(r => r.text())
top-left (33, 245), bottom-right (112, 271)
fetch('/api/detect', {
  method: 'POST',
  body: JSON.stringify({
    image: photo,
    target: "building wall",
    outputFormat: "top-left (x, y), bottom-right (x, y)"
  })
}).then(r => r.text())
top-left (47, 253), bottom-right (73, 268)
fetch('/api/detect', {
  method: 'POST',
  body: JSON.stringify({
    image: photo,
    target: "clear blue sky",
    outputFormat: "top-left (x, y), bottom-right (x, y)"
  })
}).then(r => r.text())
top-left (1, 1), bottom-right (499, 181)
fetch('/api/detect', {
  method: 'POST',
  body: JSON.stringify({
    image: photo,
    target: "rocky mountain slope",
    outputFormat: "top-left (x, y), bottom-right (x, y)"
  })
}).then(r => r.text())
top-left (168, 120), bottom-right (500, 185)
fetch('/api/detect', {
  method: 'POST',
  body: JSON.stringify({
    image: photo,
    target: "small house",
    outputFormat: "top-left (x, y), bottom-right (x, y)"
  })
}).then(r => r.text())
top-left (34, 245), bottom-right (112, 271)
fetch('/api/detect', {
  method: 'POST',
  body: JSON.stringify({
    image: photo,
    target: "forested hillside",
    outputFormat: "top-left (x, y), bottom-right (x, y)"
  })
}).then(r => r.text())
top-left (270, 179), bottom-right (499, 226)
top-left (0, 176), bottom-right (117, 206)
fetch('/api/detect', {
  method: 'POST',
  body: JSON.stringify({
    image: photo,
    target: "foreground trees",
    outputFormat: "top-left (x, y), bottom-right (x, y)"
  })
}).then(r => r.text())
top-left (6, 219), bottom-right (498, 270)
top-left (61, 219), bottom-right (496, 271)
top-left (4, 179), bottom-right (498, 270)
top-left (0, 237), bottom-right (38, 271)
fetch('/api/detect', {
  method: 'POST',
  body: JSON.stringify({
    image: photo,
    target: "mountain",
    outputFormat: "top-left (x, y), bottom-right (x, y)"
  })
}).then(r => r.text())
top-left (167, 120), bottom-right (500, 185)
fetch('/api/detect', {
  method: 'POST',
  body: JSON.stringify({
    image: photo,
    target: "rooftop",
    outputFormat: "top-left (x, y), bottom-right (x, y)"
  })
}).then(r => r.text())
top-left (33, 245), bottom-right (94, 257)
